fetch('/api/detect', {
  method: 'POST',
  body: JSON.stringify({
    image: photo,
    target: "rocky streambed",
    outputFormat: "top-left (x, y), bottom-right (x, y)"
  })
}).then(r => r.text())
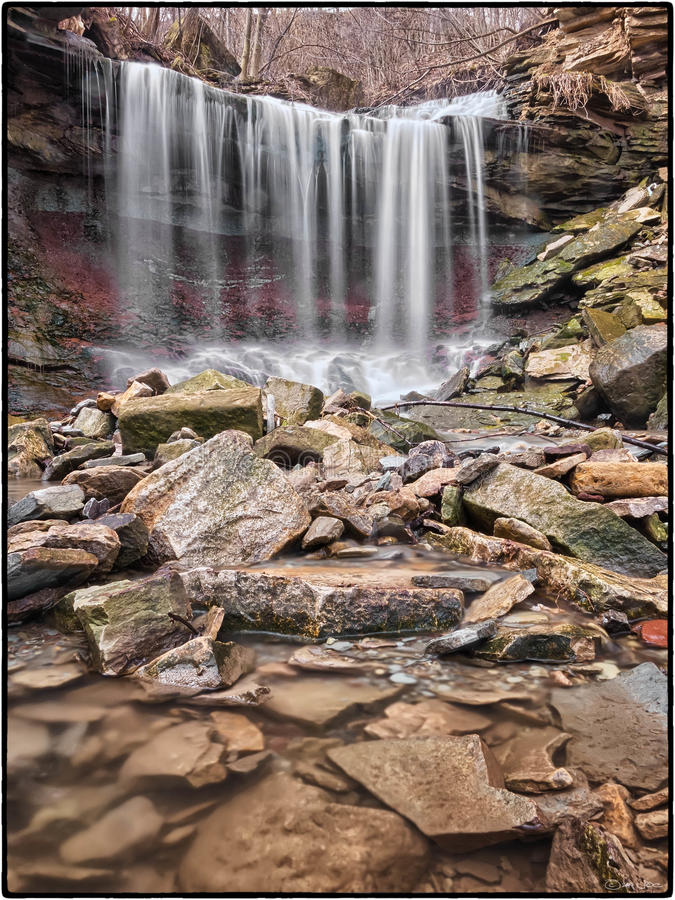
top-left (6, 333), bottom-right (669, 893)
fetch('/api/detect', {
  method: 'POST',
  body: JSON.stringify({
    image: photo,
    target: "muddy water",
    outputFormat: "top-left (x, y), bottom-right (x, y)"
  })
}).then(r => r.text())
top-left (6, 543), bottom-right (667, 894)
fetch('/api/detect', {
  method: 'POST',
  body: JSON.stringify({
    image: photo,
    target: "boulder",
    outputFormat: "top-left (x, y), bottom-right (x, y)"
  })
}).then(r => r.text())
top-left (301, 516), bottom-right (344, 550)
top-left (8, 522), bottom-right (120, 574)
top-left (126, 367), bottom-right (170, 394)
top-left (166, 368), bottom-right (249, 393)
top-left (118, 388), bottom-right (263, 455)
top-left (369, 412), bottom-right (442, 452)
top-left (525, 342), bottom-right (592, 381)
top-left (8, 418), bottom-right (53, 478)
top-left (178, 772), bottom-right (429, 892)
top-left (43, 441), bottom-right (116, 481)
top-left (153, 439), bottom-right (201, 468)
top-left (135, 637), bottom-right (254, 691)
top-left (253, 426), bottom-right (338, 466)
top-left (178, 563), bottom-right (464, 638)
top-left (635, 809), bottom-right (668, 841)
top-left (463, 573), bottom-right (535, 623)
top-left (647, 393), bottom-right (668, 431)
top-left (440, 485), bottom-right (465, 525)
top-left (328, 736), bottom-right (539, 851)
top-left (62, 466), bottom-right (145, 505)
top-left (264, 376), bottom-right (323, 425)
top-left (435, 366), bottom-right (469, 401)
top-left (92, 513), bottom-right (149, 569)
top-left (7, 547), bottom-right (98, 601)
top-left (410, 468), bottom-right (458, 497)
top-left (463, 463), bottom-right (666, 577)
top-left (582, 307), bottom-right (626, 346)
top-left (7, 585), bottom-right (70, 623)
top-left (110, 380), bottom-right (154, 416)
top-left (589, 324), bottom-right (667, 426)
top-left (8, 484), bottom-right (85, 527)
top-left (120, 721), bottom-right (228, 788)
top-left (474, 624), bottom-right (599, 662)
top-left (569, 461), bottom-right (667, 499)
top-left (69, 571), bottom-right (192, 675)
top-left (546, 819), bottom-right (646, 893)
top-left (73, 407), bottom-right (115, 439)
top-left (550, 662), bottom-right (667, 791)
top-left (583, 427), bottom-right (623, 451)
top-left (121, 430), bottom-right (310, 566)
top-left (322, 439), bottom-right (388, 475)
top-left (429, 528), bottom-right (667, 620)
top-left (97, 392), bottom-right (116, 411)
top-left (493, 517), bottom-right (552, 550)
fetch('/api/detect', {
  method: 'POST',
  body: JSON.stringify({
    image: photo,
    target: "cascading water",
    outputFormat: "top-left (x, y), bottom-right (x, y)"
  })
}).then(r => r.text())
top-left (75, 54), bottom-right (520, 401)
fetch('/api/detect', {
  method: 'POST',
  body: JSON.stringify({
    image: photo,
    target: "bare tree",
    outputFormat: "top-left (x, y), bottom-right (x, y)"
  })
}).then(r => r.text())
top-left (239, 8), bottom-right (254, 82)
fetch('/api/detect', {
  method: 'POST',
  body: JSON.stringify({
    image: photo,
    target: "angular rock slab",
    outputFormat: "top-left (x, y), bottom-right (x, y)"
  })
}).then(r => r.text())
top-left (474, 624), bottom-right (599, 663)
top-left (43, 441), bottom-right (115, 480)
top-left (261, 676), bottom-right (402, 726)
top-left (8, 522), bottom-right (120, 574)
top-left (329, 736), bottom-right (539, 851)
top-left (8, 484), bottom-right (85, 527)
top-left (550, 662), bottom-right (667, 791)
top-left (69, 571), bottom-right (192, 675)
top-left (426, 620), bottom-right (497, 655)
top-left (463, 463), bottom-right (666, 577)
top-left (264, 376), bottom-right (324, 425)
top-left (430, 528), bottom-right (667, 619)
top-left (569, 461), bottom-right (668, 499)
top-left (62, 466), bottom-right (145, 505)
top-left (179, 564), bottom-right (463, 638)
top-left (135, 637), bottom-right (254, 691)
top-left (120, 721), bottom-right (227, 788)
top-left (492, 727), bottom-right (573, 793)
top-left (121, 430), bottom-right (311, 566)
top-left (7, 547), bottom-right (98, 601)
top-left (365, 700), bottom-right (491, 740)
top-left (464, 573), bottom-right (534, 623)
top-left (178, 772), bottom-right (430, 892)
top-left (60, 796), bottom-right (162, 865)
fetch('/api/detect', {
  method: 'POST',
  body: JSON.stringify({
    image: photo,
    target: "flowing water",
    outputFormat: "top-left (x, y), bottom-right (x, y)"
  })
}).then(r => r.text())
top-left (66, 50), bottom-right (539, 399)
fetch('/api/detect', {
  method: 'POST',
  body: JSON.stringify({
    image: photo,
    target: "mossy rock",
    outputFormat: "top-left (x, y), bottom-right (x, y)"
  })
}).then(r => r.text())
top-left (264, 376), bottom-right (323, 426)
top-left (166, 369), bottom-right (250, 394)
top-left (369, 411), bottom-right (443, 452)
top-left (254, 426), bottom-right (339, 465)
top-left (118, 388), bottom-right (263, 456)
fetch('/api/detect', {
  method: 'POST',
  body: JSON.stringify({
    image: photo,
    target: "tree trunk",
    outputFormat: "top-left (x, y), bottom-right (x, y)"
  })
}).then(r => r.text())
top-left (250, 9), bottom-right (269, 80)
top-left (146, 7), bottom-right (160, 42)
top-left (240, 8), bottom-right (254, 82)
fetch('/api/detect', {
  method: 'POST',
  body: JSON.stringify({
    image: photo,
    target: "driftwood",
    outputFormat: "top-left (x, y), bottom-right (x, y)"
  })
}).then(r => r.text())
top-left (381, 399), bottom-right (667, 456)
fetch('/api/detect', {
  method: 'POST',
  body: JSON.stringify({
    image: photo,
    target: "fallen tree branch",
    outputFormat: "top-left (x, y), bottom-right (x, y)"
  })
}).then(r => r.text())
top-left (168, 612), bottom-right (199, 636)
top-left (381, 399), bottom-right (667, 456)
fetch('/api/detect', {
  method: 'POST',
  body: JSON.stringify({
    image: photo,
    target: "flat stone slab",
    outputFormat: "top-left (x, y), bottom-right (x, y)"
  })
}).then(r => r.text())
top-left (605, 496), bottom-right (668, 518)
top-left (426, 620), bottom-right (497, 655)
top-left (365, 700), bottom-right (491, 740)
top-left (550, 662), bottom-right (667, 791)
top-left (8, 484), bottom-right (85, 527)
top-left (464, 574), bottom-right (534, 623)
top-left (262, 675), bottom-right (401, 726)
top-left (179, 562), bottom-right (464, 638)
top-left (328, 736), bottom-right (539, 851)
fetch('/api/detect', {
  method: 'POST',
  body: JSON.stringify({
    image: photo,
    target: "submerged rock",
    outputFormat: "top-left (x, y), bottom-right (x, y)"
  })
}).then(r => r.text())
top-left (264, 376), bottom-right (323, 425)
top-left (121, 430), bottom-right (311, 566)
top-left (634, 808), bottom-right (668, 841)
top-left (69, 571), bottom-right (192, 675)
top-left (493, 517), bottom-right (552, 550)
top-left (179, 564), bottom-right (463, 638)
top-left (120, 721), bottom-right (227, 788)
top-left (430, 528), bottom-right (667, 619)
top-left (551, 662), bottom-right (667, 791)
top-left (474, 623), bottom-right (599, 662)
top-left (463, 463), bottom-right (666, 577)
top-left (118, 388), bottom-right (263, 455)
top-left (329, 736), bottom-right (540, 851)
top-left (262, 675), bottom-right (402, 726)
top-left (178, 772), bottom-right (430, 892)
top-left (8, 484), bottom-right (85, 527)
top-left (365, 700), bottom-right (491, 740)
top-left (135, 637), bottom-right (254, 691)
top-left (589, 324), bottom-right (667, 426)
top-left (60, 796), bottom-right (163, 865)
top-left (493, 727), bottom-right (573, 794)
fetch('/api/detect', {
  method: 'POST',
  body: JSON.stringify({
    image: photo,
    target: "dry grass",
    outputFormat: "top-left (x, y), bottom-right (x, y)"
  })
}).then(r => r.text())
top-left (532, 70), bottom-right (632, 111)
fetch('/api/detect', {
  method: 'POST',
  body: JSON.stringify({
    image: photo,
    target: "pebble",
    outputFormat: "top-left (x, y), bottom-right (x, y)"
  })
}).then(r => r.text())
top-left (390, 673), bottom-right (417, 685)
top-left (505, 675), bottom-right (524, 684)
top-left (326, 641), bottom-right (353, 653)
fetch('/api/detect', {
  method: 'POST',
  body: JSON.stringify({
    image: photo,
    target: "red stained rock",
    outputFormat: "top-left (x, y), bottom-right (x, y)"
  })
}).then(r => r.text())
top-left (633, 619), bottom-right (668, 648)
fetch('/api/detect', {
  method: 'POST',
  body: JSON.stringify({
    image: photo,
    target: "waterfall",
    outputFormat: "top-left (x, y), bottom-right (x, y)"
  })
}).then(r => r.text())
top-left (73, 55), bottom-right (516, 401)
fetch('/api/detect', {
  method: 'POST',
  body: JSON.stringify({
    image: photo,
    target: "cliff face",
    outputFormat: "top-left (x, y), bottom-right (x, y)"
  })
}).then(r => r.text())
top-left (485, 6), bottom-right (668, 225)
